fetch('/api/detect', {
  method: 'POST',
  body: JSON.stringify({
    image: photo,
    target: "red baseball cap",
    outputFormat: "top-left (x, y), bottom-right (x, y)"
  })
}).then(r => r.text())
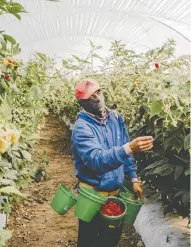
top-left (75, 79), bottom-right (100, 100)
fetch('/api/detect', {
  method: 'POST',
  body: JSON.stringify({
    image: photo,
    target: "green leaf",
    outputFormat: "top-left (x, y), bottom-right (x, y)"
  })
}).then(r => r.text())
top-left (152, 164), bottom-right (174, 176)
top-left (0, 186), bottom-right (22, 196)
top-left (164, 135), bottom-right (175, 150)
top-left (3, 34), bottom-right (16, 45)
top-left (9, 2), bottom-right (25, 12)
top-left (96, 45), bottom-right (102, 49)
top-left (164, 135), bottom-right (184, 153)
top-left (92, 53), bottom-right (103, 60)
top-left (182, 191), bottom-right (190, 207)
top-left (174, 190), bottom-right (185, 198)
top-left (144, 159), bottom-right (168, 170)
top-left (72, 55), bottom-right (82, 63)
top-left (12, 43), bottom-right (21, 55)
top-left (2, 201), bottom-right (12, 214)
top-left (81, 59), bottom-right (91, 64)
top-left (10, 70), bottom-right (17, 81)
top-left (62, 59), bottom-right (68, 65)
top-left (30, 86), bottom-right (44, 102)
top-left (174, 165), bottom-right (184, 180)
top-left (0, 160), bottom-right (11, 168)
top-left (12, 13), bottom-right (21, 20)
top-left (35, 52), bottom-right (47, 62)
top-left (145, 170), bottom-right (154, 176)
top-left (0, 95), bottom-right (12, 121)
top-left (144, 92), bottom-right (155, 100)
top-left (21, 150), bottom-right (32, 162)
top-left (184, 168), bottom-right (190, 176)
top-left (4, 169), bottom-right (18, 180)
top-left (17, 179), bottom-right (28, 189)
top-left (0, 39), bottom-right (7, 52)
top-left (6, 2), bottom-right (26, 20)
top-left (172, 136), bottom-right (184, 153)
top-left (66, 65), bottom-right (81, 70)
top-left (25, 135), bottom-right (40, 141)
top-left (174, 155), bottom-right (190, 164)
top-left (184, 134), bottom-right (190, 150)
top-left (0, 229), bottom-right (12, 247)
top-left (150, 101), bottom-right (163, 117)
top-left (89, 40), bottom-right (95, 48)
top-left (0, 178), bottom-right (15, 186)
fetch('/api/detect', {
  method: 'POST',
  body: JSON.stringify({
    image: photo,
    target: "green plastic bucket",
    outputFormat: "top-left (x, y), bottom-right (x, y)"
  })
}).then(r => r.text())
top-left (122, 197), bottom-right (144, 224)
top-left (75, 187), bottom-right (106, 222)
top-left (100, 197), bottom-right (127, 228)
top-left (51, 184), bottom-right (78, 215)
top-left (79, 187), bottom-right (107, 203)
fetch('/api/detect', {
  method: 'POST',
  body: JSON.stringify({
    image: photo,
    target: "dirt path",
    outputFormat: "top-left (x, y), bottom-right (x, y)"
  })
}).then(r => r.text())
top-left (7, 115), bottom-right (144, 247)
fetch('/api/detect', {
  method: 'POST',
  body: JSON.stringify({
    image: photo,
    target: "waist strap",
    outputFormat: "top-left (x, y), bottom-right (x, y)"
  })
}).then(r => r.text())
top-left (79, 182), bottom-right (120, 197)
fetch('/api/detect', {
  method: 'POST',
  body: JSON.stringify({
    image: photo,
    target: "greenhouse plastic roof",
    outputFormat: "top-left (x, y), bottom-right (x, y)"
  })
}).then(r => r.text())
top-left (1, 0), bottom-right (190, 60)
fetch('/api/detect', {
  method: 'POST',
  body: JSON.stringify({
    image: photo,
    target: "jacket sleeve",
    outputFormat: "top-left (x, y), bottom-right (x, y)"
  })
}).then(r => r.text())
top-left (118, 114), bottom-right (137, 179)
top-left (72, 123), bottom-right (129, 174)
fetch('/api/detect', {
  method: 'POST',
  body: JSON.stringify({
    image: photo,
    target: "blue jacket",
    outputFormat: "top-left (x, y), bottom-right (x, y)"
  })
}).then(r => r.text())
top-left (71, 110), bottom-right (137, 191)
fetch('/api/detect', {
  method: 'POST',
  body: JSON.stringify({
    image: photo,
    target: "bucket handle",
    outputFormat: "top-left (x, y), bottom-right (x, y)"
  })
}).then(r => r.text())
top-left (122, 185), bottom-right (129, 192)
top-left (69, 180), bottom-right (79, 191)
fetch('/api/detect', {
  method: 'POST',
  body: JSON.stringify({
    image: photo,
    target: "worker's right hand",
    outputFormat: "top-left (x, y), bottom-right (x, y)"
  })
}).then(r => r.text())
top-left (129, 136), bottom-right (153, 152)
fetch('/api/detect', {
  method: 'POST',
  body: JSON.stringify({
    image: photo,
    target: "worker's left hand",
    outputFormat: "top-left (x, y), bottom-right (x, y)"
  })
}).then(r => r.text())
top-left (132, 182), bottom-right (144, 198)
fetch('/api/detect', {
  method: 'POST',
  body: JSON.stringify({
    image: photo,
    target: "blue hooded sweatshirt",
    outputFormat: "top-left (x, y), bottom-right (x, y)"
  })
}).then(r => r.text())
top-left (71, 110), bottom-right (137, 191)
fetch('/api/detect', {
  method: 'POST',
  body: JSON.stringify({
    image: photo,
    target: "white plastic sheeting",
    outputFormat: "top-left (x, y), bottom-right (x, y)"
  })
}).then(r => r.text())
top-left (0, 0), bottom-right (190, 60)
top-left (134, 202), bottom-right (190, 247)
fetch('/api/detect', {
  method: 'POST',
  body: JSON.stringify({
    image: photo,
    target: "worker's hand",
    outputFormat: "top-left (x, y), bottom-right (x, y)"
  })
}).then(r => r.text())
top-left (129, 136), bottom-right (153, 152)
top-left (132, 182), bottom-right (144, 198)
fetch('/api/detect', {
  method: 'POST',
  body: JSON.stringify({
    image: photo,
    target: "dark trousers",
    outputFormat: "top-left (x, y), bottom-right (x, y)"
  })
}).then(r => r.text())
top-left (77, 214), bottom-right (123, 247)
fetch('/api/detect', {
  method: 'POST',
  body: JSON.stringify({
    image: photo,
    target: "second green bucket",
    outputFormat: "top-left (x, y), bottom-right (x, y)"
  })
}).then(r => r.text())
top-left (75, 187), bottom-right (106, 222)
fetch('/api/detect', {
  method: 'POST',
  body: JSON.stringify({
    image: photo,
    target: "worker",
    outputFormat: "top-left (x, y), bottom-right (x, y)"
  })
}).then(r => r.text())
top-left (72, 79), bottom-right (153, 247)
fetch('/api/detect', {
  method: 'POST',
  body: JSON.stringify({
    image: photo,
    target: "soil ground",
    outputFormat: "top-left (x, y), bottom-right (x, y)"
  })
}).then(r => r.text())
top-left (7, 115), bottom-right (145, 247)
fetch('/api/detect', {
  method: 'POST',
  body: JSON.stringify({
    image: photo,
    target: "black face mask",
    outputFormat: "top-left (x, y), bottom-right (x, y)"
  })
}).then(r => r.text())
top-left (78, 93), bottom-right (105, 118)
